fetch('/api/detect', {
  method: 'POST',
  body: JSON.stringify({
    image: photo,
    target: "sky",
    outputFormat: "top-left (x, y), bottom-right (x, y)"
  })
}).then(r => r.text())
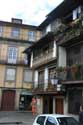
top-left (0, 0), bottom-right (63, 26)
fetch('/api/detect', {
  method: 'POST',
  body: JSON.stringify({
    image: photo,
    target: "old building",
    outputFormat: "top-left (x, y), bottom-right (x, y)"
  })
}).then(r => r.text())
top-left (0, 18), bottom-right (40, 111)
top-left (25, 0), bottom-right (83, 116)
top-left (25, 1), bottom-right (67, 114)
top-left (56, 0), bottom-right (83, 115)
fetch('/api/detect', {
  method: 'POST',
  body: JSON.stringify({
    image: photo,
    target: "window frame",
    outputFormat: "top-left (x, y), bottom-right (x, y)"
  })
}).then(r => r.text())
top-left (11, 27), bottom-right (20, 38)
top-left (0, 26), bottom-right (3, 36)
top-left (46, 116), bottom-right (57, 125)
top-left (36, 116), bottom-right (46, 125)
top-left (5, 67), bottom-right (16, 82)
top-left (23, 69), bottom-right (33, 83)
top-left (28, 31), bottom-right (36, 41)
top-left (7, 46), bottom-right (18, 64)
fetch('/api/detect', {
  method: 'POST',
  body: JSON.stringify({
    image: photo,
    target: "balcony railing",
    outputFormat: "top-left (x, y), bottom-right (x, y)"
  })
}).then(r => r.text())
top-left (32, 51), bottom-right (54, 67)
top-left (58, 17), bottom-right (83, 44)
top-left (59, 28), bottom-right (81, 44)
top-left (0, 56), bottom-right (28, 65)
top-left (57, 65), bottom-right (83, 81)
top-left (33, 79), bottom-right (60, 93)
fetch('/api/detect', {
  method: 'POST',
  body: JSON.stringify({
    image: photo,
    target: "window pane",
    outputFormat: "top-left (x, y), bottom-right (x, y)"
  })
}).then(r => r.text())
top-left (37, 116), bottom-right (46, 125)
top-left (6, 68), bottom-right (16, 81)
top-left (24, 70), bottom-right (32, 82)
top-left (8, 47), bottom-right (18, 63)
top-left (0, 26), bottom-right (3, 36)
top-left (11, 28), bottom-right (20, 38)
top-left (28, 31), bottom-right (36, 41)
top-left (46, 117), bottom-right (57, 125)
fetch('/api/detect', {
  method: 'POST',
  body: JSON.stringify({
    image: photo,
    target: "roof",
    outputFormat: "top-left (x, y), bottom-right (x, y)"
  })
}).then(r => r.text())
top-left (0, 20), bottom-right (37, 30)
top-left (38, 0), bottom-right (83, 29)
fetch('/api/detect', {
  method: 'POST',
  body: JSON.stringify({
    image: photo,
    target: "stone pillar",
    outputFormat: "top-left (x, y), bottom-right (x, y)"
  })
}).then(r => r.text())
top-left (53, 97), bottom-right (55, 113)
top-left (44, 68), bottom-right (48, 89)
top-left (34, 70), bottom-right (38, 88)
top-left (15, 89), bottom-right (21, 110)
top-left (64, 94), bottom-right (68, 114)
top-left (53, 40), bottom-right (56, 58)
top-left (58, 46), bottom-right (66, 67)
top-left (30, 52), bottom-right (33, 68)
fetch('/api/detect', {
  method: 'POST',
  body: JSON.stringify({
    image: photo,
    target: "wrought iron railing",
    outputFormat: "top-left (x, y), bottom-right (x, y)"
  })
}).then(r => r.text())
top-left (0, 56), bottom-right (28, 65)
top-left (33, 78), bottom-right (57, 92)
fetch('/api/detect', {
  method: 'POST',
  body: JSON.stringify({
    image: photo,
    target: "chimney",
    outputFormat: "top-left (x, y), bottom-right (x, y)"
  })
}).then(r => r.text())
top-left (11, 18), bottom-right (22, 24)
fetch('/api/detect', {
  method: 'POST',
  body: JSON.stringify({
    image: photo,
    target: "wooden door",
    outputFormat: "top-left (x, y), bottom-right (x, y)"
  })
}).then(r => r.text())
top-left (55, 98), bottom-right (63, 114)
top-left (1, 90), bottom-right (15, 111)
top-left (43, 96), bottom-right (53, 114)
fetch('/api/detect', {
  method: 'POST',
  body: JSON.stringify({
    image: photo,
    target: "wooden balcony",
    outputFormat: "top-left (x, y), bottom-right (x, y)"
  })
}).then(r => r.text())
top-left (57, 19), bottom-right (83, 46)
top-left (32, 79), bottom-right (65, 95)
top-left (58, 28), bottom-right (81, 45)
top-left (32, 51), bottom-right (55, 67)
top-left (0, 56), bottom-right (28, 66)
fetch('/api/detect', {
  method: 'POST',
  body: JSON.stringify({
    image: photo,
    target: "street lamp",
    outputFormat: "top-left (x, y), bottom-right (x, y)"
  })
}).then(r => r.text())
top-left (50, 77), bottom-right (65, 92)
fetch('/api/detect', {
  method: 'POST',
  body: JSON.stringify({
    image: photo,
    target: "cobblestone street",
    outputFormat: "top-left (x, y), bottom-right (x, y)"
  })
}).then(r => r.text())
top-left (0, 111), bottom-right (36, 125)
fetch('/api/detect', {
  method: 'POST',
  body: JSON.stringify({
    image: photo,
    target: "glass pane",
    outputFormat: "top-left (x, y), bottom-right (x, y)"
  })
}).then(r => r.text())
top-left (0, 26), bottom-right (3, 36)
top-left (28, 31), bottom-right (35, 41)
top-left (24, 70), bottom-right (32, 82)
top-left (6, 68), bottom-right (16, 81)
top-left (12, 28), bottom-right (20, 37)
top-left (8, 47), bottom-right (18, 63)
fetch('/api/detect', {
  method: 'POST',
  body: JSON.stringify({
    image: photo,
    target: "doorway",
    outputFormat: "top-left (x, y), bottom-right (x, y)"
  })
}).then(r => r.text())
top-left (43, 96), bottom-right (53, 114)
top-left (55, 98), bottom-right (63, 114)
top-left (1, 90), bottom-right (15, 111)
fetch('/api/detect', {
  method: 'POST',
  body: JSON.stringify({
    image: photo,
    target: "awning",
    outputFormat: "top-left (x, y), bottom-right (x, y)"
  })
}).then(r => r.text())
top-left (21, 90), bottom-right (33, 96)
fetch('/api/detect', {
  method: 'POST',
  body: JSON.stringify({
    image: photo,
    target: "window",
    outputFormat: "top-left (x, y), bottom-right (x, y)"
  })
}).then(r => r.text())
top-left (6, 68), bottom-right (16, 81)
top-left (73, 6), bottom-right (81, 20)
top-left (73, 9), bottom-right (78, 20)
top-left (23, 69), bottom-right (32, 83)
top-left (11, 27), bottom-right (20, 38)
top-left (28, 31), bottom-right (36, 41)
top-left (49, 68), bottom-right (56, 79)
top-left (42, 28), bottom-right (46, 37)
top-left (38, 71), bottom-right (44, 84)
top-left (0, 26), bottom-right (3, 36)
top-left (36, 116), bottom-right (46, 125)
top-left (57, 117), bottom-right (79, 125)
top-left (67, 44), bottom-right (82, 66)
top-left (68, 89), bottom-right (82, 114)
top-left (46, 24), bottom-right (51, 33)
top-left (46, 116), bottom-right (57, 125)
top-left (8, 47), bottom-right (18, 64)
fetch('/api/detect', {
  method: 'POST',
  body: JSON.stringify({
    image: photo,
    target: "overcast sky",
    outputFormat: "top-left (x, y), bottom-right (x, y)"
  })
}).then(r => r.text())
top-left (0, 0), bottom-right (63, 26)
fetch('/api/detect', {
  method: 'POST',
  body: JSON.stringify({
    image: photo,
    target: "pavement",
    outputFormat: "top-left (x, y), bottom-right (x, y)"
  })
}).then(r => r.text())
top-left (0, 111), bottom-right (36, 125)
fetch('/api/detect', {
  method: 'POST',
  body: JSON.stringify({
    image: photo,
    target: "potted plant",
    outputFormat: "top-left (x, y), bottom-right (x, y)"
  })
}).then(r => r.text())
top-left (70, 64), bottom-right (78, 80)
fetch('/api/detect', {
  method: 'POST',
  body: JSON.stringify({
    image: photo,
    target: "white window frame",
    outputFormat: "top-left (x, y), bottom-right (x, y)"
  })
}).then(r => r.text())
top-left (6, 68), bottom-right (16, 81)
top-left (73, 9), bottom-right (78, 20)
top-left (46, 24), bottom-right (51, 33)
top-left (8, 47), bottom-right (18, 64)
top-left (0, 26), bottom-right (3, 36)
top-left (73, 6), bottom-right (81, 20)
top-left (11, 27), bottom-right (20, 38)
top-left (23, 69), bottom-right (32, 83)
top-left (28, 31), bottom-right (36, 41)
